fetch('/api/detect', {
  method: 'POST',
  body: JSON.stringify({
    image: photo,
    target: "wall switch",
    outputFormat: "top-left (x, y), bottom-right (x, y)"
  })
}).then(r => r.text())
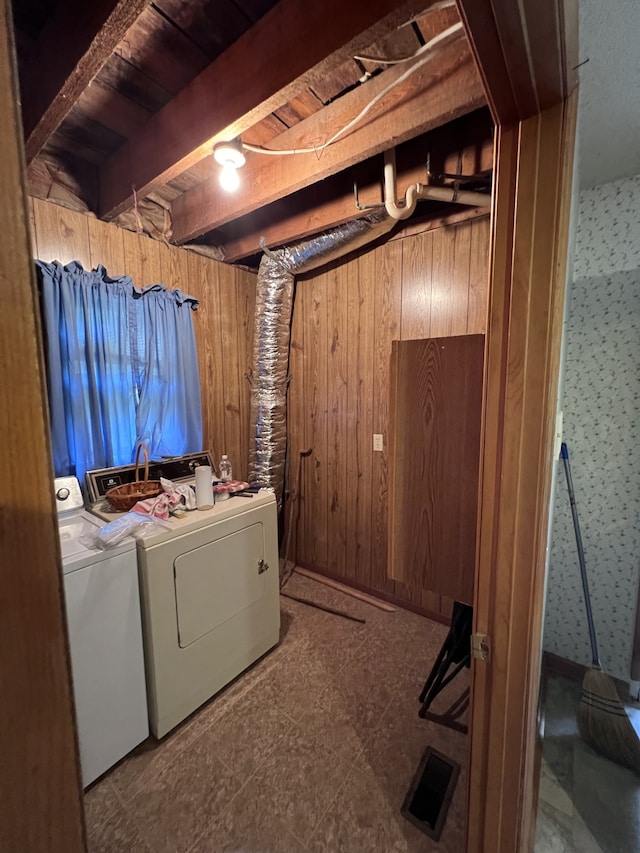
top-left (373, 433), bottom-right (384, 452)
top-left (554, 410), bottom-right (563, 461)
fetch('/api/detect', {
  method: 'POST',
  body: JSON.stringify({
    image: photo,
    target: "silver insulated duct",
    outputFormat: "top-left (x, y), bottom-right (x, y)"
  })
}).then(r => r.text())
top-left (248, 212), bottom-right (394, 506)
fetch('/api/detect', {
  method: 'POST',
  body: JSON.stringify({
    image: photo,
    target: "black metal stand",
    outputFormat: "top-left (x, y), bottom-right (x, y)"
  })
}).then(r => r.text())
top-left (418, 601), bottom-right (472, 734)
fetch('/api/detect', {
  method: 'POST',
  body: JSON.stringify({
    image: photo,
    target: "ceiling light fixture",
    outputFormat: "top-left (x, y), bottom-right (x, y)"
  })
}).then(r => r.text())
top-left (213, 140), bottom-right (246, 193)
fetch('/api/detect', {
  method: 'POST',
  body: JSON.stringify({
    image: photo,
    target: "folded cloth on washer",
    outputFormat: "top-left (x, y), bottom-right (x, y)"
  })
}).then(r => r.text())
top-left (212, 480), bottom-right (250, 496)
top-left (131, 493), bottom-right (172, 519)
top-left (161, 478), bottom-right (197, 512)
top-left (131, 477), bottom-right (197, 519)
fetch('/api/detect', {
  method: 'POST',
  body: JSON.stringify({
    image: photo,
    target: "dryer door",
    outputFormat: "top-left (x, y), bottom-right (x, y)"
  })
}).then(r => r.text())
top-left (173, 521), bottom-right (266, 647)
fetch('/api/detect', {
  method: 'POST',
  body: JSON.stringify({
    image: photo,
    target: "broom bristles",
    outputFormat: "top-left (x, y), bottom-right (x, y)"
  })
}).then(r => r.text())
top-left (578, 667), bottom-right (640, 773)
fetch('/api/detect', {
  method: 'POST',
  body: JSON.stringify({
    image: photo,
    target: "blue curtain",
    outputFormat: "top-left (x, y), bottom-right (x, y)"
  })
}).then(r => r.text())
top-left (37, 261), bottom-right (202, 483)
top-left (131, 284), bottom-right (202, 459)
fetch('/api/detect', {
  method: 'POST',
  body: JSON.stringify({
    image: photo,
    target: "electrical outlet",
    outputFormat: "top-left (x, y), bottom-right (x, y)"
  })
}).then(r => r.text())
top-left (373, 433), bottom-right (384, 452)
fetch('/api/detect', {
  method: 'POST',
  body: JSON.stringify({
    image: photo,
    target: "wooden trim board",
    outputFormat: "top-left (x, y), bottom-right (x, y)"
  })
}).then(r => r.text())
top-left (456, 0), bottom-right (579, 124)
top-left (296, 561), bottom-right (451, 626)
top-left (294, 566), bottom-right (397, 612)
top-left (466, 91), bottom-right (578, 853)
top-left (0, 1), bottom-right (86, 849)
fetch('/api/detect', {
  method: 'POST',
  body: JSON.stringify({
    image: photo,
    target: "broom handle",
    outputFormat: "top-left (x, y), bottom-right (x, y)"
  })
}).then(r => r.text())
top-left (560, 442), bottom-right (601, 667)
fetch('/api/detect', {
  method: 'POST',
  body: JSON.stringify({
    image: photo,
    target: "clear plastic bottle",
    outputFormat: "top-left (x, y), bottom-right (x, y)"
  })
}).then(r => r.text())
top-left (219, 454), bottom-right (232, 483)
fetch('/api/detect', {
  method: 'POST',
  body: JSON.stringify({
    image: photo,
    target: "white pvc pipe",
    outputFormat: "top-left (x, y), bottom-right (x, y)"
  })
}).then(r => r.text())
top-left (383, 148), bottom-right (491, 220)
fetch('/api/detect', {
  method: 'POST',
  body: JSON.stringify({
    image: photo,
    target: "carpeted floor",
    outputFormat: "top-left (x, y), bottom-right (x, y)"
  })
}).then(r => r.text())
top-left (84, 573), bottom-right (469, 852)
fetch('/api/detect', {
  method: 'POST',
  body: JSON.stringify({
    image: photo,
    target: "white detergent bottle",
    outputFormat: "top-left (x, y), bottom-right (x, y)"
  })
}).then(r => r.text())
top-left (219, 454), bottom-right (232, 483)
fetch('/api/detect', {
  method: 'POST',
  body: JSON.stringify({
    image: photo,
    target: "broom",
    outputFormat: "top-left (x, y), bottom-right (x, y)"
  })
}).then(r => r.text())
top-left (561, 441), bottom-right (640, 772)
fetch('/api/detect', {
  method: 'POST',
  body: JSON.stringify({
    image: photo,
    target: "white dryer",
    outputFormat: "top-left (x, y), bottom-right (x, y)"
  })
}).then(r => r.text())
top-left (86, 455), bottom-right (280, 739)
top-left (136, 492), bottom-right (279, 737)
top-left (55, 477), bottom-right (148, 786)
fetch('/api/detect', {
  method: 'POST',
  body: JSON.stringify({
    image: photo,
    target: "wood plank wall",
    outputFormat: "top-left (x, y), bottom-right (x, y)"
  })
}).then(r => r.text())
top-left (27, 198), bottom-right (255, 480)
top-left (288, 216), bottom-right (490, 617)
top-left (27, 198), bottom-right (489, 618)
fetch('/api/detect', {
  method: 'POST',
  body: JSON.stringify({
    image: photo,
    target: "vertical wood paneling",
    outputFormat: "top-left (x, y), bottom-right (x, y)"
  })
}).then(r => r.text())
top-left (87, 216), bottom-right (125, 275)
top-left (467, 217), bottom-right (490, 334)
top-left (30, 198), bottom-right (255, 475)
top-left (187, 252), bottom-right (225, 463)
top-left (326, 264), bottom-right (348, 578)
top-left (121, 228), bottom-right (143, 283)
top-left (299, 276), bottom-right (314, 565)
top-left (218, 264), bottom-right (244, 475)
top-left (206, 259), bottom-right (228, 465)
top-left (401, 230), bottom-right (432, 340)
top-left (185, 253), bottom-right (209, 449)
top-left (343, 255), bottom-right (364, 583)
top-left (32, 198), bottom-right (91, 267)
top-left (287, 279), bottom-right (306, 563)
top-left (306, 272), bottom-right (329, 568)
top-left (162, 233), bottom-right (185, 292)
top-left (451, 222), bottom-right (472, 335)
top-left (122, 228), bottom-right (168, 287)
top-left (31, 196), bottom-right (489, 615)
top-left (234, 267), bottom-right (254, 482)
top-left (349, 253), bottom-right (376, 586)
top-left (371, 241), bottom-right (402, 596)
top-left (138, 237), bottom-right (165, 285)
top-left (289, 215), bottom-right (491, 614)
top-left (430, 227), bottom-right (457, 337)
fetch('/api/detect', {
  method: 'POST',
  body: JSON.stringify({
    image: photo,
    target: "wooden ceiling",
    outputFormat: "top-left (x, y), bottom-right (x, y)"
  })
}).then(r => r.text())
top-left (12, 0), bottom-right (493, 266)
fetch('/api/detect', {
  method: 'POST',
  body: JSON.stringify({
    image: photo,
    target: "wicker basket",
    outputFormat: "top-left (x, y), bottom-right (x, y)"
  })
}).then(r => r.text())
top-left (105, 444), bottom-right (162, 511)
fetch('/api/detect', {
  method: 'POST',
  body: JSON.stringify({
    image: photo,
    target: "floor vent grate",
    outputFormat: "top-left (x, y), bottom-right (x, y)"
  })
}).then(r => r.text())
top-left (401, 746), bottom-right (460, 841)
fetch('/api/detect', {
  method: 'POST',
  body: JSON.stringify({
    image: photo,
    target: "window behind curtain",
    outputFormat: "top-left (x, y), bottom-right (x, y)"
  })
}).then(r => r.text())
top-left (37, 260), bottom-right (202, 483)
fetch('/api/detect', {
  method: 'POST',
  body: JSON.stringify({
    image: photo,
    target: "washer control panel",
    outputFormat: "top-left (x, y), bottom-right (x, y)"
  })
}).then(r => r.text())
top-left (54, 476), bottom-right (84, 514)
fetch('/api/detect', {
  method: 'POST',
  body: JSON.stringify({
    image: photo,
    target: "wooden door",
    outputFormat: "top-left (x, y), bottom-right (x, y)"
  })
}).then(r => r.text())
top-left (0, 1), bottom-right (86, 849)
top-left (388, 335), bottom-right (483, 605)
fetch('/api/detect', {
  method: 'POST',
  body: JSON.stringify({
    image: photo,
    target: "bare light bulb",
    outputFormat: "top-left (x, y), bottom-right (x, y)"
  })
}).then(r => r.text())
top-left (219, 163), bottom-right (240, 192)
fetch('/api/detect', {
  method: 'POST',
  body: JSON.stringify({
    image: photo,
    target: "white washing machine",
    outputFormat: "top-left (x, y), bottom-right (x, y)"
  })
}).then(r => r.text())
top-left (55, 477), bottom-right (148, 786)
top-left (86, 454), bottom-right (280, 739)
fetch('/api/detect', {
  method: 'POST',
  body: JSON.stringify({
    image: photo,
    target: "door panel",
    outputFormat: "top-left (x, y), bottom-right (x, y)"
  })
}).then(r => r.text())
top-left (174, 522), bottom-right (265, 647)
top-left (388, 334), bottom-right (484, 605)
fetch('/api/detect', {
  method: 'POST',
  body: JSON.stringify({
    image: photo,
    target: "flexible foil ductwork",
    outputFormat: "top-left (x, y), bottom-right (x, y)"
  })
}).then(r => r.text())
top-left (248, 211), bottom-right (394, 506)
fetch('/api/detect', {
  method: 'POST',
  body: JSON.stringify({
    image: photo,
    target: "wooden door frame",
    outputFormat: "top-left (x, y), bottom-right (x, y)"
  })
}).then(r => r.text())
top-left (468, 94), bottom-right (578, 853)
top-left (457, 2), bottom-right (579, 851)
top-left (1, 0), bottom-right (578, 850)
top-left (0, 0), bottom-right (86, 850)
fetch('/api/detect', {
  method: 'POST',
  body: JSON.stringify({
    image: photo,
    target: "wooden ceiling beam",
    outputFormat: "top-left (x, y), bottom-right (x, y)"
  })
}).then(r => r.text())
top-left (98, 0), bottom-right (433, 220)
top-left (21, 0), bottom-right (150, 164)
top-left (216, 167), bottom-right (384, 263)
top-left (217, 126), bottom-right (494, 260)
top-left (171, 41), bottom-right (485, 244)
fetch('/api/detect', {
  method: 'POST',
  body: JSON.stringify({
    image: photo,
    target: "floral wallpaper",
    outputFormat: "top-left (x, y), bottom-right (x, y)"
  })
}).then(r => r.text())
top-left (543, 174), bottom-right (640, 682)
top-left (574, 173), bottom-right (640, 278)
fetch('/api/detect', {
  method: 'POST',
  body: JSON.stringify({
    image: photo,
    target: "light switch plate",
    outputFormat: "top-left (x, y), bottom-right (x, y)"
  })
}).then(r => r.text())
top-left (554, 410), bottom-right (563, 461)
top-left (373, 433), bottom-right (384, 452)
